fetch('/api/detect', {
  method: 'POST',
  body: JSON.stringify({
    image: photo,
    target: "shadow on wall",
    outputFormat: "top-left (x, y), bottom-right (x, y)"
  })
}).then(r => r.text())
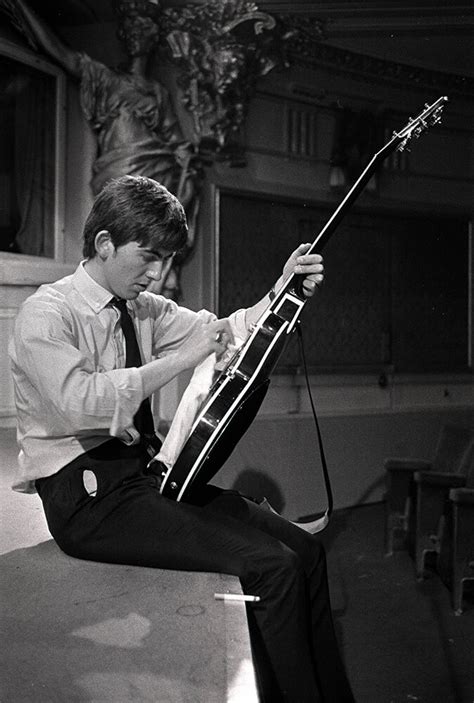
top-left (231, 467), bottom-right (386, 546)
top-left (231, 467), bottom-right (286, 514)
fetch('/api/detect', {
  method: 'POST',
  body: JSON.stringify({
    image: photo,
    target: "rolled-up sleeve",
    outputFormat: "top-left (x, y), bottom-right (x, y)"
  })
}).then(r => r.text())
top-left (228, 308), bottom-right (249, 342)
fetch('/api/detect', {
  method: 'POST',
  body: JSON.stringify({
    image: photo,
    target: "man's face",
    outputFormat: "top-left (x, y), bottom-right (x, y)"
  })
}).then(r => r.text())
top-left (102, 241), bottom-right (174, 299)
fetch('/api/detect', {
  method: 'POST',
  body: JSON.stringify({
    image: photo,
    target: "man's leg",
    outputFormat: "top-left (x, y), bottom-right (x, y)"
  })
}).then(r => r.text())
top-left (202, 491), bottom-right (355, 703)
top-left (36, 454), bottom-right (321, 702)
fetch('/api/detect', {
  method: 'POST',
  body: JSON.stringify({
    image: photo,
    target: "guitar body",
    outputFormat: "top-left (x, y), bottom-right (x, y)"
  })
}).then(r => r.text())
top-left (159, 294), bottom-right (306, 500)
top-left (156, 97), bottom-right (448, 502)
top-left (160, 378), bottom-right (270, 500)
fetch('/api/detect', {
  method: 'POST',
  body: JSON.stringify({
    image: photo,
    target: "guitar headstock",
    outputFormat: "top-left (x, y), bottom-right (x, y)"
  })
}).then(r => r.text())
top-left (395, 96), bottom-right (448, 152)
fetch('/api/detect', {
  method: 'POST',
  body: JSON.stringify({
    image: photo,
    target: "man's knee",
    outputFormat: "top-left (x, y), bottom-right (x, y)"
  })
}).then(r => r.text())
top-left (292, 531), bottom-right (327, 575)
top-left (255, 545), bottom-right (305, 590)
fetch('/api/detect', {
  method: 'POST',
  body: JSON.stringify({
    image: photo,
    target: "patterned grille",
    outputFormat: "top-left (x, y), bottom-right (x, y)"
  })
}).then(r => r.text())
top-left (218, 191), bottom-right (469, 373)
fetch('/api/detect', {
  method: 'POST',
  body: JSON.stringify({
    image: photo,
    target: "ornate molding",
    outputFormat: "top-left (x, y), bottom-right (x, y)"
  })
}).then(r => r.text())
top-left (158, 1), bottom-right (291, 165)
top-left (279, 14), bottom-right (474, 100)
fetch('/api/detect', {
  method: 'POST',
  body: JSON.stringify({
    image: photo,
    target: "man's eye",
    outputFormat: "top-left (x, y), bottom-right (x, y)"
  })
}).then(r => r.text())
top-left (142, 251), bottom-right (174, 262)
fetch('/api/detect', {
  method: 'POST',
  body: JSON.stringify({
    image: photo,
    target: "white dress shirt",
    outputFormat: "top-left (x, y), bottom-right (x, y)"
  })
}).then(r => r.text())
top-left (9, 262), bottom-right (248, 493)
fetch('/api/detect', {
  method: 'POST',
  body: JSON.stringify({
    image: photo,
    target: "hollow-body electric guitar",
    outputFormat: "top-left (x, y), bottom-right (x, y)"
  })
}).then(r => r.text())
top-left (153, 96), bottom-right (447, 502)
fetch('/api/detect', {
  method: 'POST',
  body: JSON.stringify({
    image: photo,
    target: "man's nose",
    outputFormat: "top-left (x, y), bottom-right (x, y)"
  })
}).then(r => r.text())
top-left (145, 261), bottom-right (163, 281)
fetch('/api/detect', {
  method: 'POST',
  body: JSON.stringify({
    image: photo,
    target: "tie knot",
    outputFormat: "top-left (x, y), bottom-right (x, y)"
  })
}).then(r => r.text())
top-left (112, 298), bottom-right (128, 315)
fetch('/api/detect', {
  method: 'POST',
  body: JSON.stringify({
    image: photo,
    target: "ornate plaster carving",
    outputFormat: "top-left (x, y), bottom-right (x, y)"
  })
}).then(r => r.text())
top-left (158, 1), bottom-right (292, 165)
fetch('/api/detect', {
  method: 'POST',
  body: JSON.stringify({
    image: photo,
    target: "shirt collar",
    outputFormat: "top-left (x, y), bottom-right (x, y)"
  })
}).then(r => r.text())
top-left (72, 261), bottom-right (115, 313)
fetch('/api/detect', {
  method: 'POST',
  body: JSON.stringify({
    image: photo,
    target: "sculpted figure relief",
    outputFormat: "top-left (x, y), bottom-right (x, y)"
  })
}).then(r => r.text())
top-left (2, 0), bottom-right (200, 298)
top-left (160, 1), bottom-right (285, 165)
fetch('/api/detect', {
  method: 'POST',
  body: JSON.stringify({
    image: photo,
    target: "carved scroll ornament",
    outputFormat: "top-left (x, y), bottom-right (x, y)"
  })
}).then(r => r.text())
top-left (159, 1), bottom-right (291, 165)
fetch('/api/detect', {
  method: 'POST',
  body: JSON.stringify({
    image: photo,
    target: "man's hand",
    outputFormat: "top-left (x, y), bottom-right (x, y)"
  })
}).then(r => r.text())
top-left (282, 243), bottom-right (324, 298)
top-left (181, 318), bottom-right (235, 369)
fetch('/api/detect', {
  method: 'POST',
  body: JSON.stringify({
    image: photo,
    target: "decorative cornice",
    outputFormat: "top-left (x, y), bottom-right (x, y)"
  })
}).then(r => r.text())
top-left (158, 1), bottom-right (291, 164)
top-left (279, 14), bottom-right (474, 100)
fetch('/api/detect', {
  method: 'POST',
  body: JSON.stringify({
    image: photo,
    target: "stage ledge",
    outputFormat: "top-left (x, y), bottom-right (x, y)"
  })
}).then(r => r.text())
top-left (0, 543), bottom-right (259, 702)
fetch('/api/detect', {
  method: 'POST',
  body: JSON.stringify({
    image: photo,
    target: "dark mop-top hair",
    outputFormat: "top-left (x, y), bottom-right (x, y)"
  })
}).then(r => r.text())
top-left (82, 175), bottom-right (188, 258)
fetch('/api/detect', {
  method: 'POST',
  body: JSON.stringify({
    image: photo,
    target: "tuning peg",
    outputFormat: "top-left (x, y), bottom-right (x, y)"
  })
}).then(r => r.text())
top-left (413, 119), bottom-right (427, 138)
top-left (398, 137), bottom-right (410, 152)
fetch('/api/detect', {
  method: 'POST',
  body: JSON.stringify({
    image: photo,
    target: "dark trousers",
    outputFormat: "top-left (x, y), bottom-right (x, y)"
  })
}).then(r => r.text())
top-left (36, 440), bottom-right (355, 703)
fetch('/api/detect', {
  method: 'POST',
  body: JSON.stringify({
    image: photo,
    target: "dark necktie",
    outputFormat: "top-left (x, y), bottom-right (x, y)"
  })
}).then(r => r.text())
top-left (112, 298), bottom-right (156, 444)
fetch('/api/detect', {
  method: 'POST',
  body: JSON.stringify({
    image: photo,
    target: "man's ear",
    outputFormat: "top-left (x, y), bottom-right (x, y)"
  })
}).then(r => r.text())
top-left (94, 230), bottom-right (114, 260)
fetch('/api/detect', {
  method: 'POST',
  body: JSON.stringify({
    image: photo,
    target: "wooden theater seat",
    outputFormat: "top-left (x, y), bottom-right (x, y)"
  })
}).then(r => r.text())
top-left (413, 437), bottom-right (474, 580)
top-left (435, 443), bottom-right (474, 615)
top-left (384, 424), bottom-right (473, 556)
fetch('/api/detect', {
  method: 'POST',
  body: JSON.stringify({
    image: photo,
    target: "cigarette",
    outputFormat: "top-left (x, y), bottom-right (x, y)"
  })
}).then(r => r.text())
top-left (214, 593), bottom-right (261, 602)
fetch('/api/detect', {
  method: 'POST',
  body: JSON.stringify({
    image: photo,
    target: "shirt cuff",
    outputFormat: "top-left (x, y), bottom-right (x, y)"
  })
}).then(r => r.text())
top-left (106, 367), bottom-right (145, 440)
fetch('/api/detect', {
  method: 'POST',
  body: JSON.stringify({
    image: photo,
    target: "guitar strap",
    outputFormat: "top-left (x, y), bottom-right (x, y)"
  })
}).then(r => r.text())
top-left (296, 321), bottom-right (333, 527)
top-left (257, 324), bottom-right (334, 534)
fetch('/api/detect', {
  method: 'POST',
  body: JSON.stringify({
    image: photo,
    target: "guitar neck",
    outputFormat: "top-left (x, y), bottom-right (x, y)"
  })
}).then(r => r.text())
top-left (279, 148), bottom-right (386, 301)
top-left (276, 95), bottom-right (448, 301)
top-left (308, 151), bottom-right (382, 255)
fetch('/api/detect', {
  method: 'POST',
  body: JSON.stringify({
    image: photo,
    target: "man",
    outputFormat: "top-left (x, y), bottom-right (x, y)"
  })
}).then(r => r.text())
top-left (9, 175), bottom-right (355, 702)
